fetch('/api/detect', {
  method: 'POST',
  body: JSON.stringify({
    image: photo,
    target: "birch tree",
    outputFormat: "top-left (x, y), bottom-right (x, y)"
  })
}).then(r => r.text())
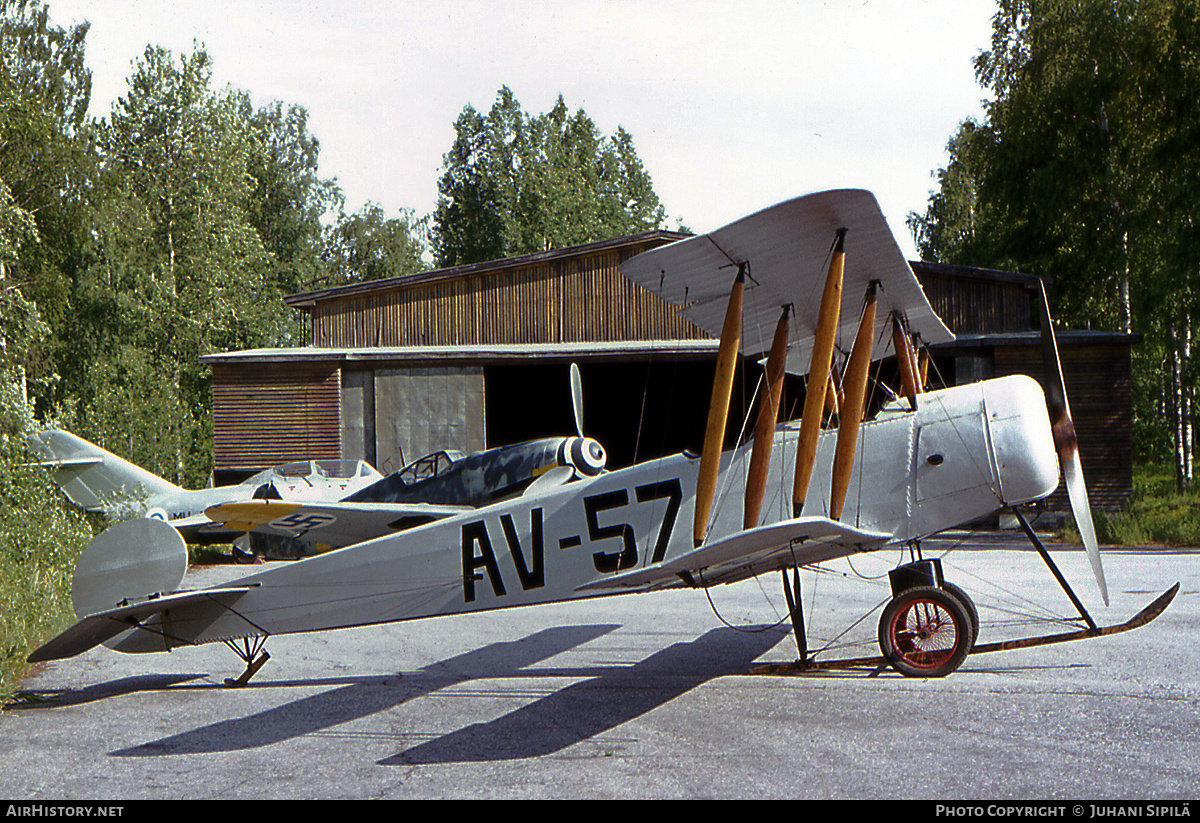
top-left (84, 45), bottom-right (271, 484)
top-left (910, 0), bottom-right (1200, 486)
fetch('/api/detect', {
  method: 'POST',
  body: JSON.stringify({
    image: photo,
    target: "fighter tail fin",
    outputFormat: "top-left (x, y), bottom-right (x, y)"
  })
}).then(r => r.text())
top-left (25, 428), bottom-right (181, 513)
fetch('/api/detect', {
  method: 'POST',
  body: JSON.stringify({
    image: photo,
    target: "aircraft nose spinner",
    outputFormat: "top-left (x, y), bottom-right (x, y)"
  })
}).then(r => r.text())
top-left (983, 374), bottom-right (1061, 506)
top-left (560, 436), bottom-right (606, 476)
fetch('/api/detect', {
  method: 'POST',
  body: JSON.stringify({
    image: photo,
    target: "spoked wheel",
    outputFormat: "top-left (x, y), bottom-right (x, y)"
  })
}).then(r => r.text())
top-left (878, 586), bottom-right (972, 677)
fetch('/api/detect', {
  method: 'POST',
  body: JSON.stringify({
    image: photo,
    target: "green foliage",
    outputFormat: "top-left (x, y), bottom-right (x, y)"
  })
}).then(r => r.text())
top-left (0, 175), bottom-right (46, 396)
top-left (432, 86), bottom-right (666, 266)
top-left (0, 392), bottom-right (93, 699)
top-left (34, 45), bottom-right (261, 484)
top-left (321, 202), bottom-right (427, 286)
top-left (907, 119), bottom-right (992, 265)
top-left (0, 3), bottom-right (670, 688)
top-left (1064, 464), bottom-right (1200, 546)
top-left (0, 0), bottom-right (90, 132)
top-left (0, 0), bottom-right (95, 402)
top-left (243, 99), bottom-right (340, 342)
top-left (911, 0), bottom-right (1200, 488)
top-left (0, 1), bottom-right (428, 483)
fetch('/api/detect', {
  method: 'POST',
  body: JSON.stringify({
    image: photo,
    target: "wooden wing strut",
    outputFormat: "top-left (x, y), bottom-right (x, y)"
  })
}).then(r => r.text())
top-left (792, 229), bottom-right (845, 516)
top-left (744, 305), bottom-right (791, 529)
top-left (830, 282), bottom-right (877, 521)
top-left (694, 267), bottom-right (745, 546)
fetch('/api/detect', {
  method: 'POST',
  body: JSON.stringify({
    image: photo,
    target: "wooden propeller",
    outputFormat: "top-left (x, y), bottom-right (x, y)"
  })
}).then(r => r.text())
top-left (1038, 279), bottom-right (1108, 605)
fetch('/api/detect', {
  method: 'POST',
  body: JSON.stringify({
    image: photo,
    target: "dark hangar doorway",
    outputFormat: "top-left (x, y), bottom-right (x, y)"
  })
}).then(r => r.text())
top-left (483, 360), bottom-right (755, 470)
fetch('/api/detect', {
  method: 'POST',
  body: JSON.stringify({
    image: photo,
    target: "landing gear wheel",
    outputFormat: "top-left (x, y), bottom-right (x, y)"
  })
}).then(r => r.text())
top-left (940, 581), bottom-right (979, 649)
top-left (878, 586), bottom-right (972, 677)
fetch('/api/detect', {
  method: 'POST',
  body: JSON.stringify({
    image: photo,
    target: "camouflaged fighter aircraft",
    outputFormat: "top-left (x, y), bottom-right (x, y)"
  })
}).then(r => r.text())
top-left (239, 429), bottom-right (608, 558)
top-left (29, 189), bottom-right (1178, 684)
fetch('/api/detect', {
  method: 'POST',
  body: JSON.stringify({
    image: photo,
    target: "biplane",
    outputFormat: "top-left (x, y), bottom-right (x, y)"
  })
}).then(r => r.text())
top-left (27, 189), bottom-right (1178, 682)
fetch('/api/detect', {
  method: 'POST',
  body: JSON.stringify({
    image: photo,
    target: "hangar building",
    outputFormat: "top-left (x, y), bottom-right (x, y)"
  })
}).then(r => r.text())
top-left (201, 233), bottom-right (1137, 512)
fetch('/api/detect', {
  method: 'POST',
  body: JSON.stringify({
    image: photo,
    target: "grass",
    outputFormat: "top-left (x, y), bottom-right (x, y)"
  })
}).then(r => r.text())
top-left (0, 461), bottom-right (95, 702)
top-left (1, 504), bottom-right (235, 702)
top-left (1063, 464), bottom-right (1200, 547)
top-left (188, 543), bottom-right (237, 565)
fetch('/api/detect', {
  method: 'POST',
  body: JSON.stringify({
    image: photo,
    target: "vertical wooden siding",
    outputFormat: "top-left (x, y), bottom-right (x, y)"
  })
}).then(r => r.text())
top-left (994, 342), bottom-right (1133, 511)
top-left (311, 248), bottom-right (709, 348)
top-left (917, 272), bottom-right (1033, 334)
top-left (212, 363), bottom-right (342, 469)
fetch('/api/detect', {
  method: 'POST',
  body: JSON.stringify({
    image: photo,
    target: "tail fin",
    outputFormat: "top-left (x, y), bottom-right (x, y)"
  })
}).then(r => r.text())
top-left (25, 429), bottom-right (182, 513)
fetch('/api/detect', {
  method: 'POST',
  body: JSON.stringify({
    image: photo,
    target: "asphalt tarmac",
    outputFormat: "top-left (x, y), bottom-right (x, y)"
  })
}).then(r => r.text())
top-left (3, 532), bottom-right (1198, 800)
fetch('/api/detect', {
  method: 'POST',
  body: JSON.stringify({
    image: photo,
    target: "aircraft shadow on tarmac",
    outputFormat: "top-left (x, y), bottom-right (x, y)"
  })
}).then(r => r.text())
top-left (107, 623), bottom-right (787, 763)
top-left (7, 674), bottom-right (208, 708)
top-left (383, 624), bottom-right (787, 765)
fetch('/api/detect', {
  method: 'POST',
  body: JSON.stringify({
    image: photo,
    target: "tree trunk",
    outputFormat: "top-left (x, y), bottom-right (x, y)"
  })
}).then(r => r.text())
top-left (1187, 317), bottom-right (1195, 491)
top-left (1172, 320), bottom-right (1194, 492)
top-left (1119, 230), bottom-right (1131, 334)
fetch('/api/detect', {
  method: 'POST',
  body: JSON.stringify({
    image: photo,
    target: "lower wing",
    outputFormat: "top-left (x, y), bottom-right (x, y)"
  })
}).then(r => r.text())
top-left (576, 516), bottom-right (891, 592)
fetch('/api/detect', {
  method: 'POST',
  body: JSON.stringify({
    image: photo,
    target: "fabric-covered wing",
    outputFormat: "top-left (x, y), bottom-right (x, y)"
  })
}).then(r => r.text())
top-left (619, 189), bottom-right (953, 374)
top-left (205, 499), bottom-right (473, 549)
top-left (576, 516), bottom-right (891, 592)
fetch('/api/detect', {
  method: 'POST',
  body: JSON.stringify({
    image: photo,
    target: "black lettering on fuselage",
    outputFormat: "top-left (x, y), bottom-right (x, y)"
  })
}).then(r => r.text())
top-left (462, 509), bottom-right (546, 602)
top-left (634, 478), bottom-right (683, 563)
top-left (584, 489), bottom-right (637, 573)
top-left (461, 520), bottom-right (506, 602)
top-left (500, 509), bottom-right (544, 590)
top-left (462, 481), bottom-right (683, 599)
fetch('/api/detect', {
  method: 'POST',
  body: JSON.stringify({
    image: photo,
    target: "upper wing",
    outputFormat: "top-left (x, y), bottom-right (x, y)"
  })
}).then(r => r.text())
top-left (576, 516), bottom-right (891, 592)
top-left (205, 499), bottom-right (474, 549)
top-left (619, 189), bottom-right (953, 374)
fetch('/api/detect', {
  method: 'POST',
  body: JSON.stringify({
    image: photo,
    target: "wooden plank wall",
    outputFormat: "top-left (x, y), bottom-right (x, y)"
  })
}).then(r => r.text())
top-left (310, 247), bottom-right (709, 348)
top-left (917, 271), bottom-right (1033, 334)
top-left (994, 342), bottom-right (1133, 511)
top-left (211, 362), bottom-right (342, 470)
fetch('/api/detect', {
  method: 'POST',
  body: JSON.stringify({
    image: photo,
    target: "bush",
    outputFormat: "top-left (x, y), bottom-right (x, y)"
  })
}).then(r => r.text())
top-left (1063, 464), bottom-right (1200, 547)
top-left (0, 435), bottom-right (94, 699)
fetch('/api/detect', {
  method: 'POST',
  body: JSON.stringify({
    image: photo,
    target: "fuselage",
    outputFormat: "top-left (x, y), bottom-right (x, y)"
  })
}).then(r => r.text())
top-left (344, 436), bottom-right (607, 507)
top-left (107, 374), bottom-right (1059, 654)
top-left (154, 460), bottom-right (383, 543)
